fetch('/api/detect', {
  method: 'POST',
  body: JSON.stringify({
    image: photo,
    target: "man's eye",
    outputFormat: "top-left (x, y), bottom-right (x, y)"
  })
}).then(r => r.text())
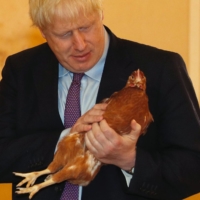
top-left (55, 31), bottom-right (72, 39)
top-left (58, 31), bottom-right (72, 38)
top-left (79, 26), bottom-right (89, 31)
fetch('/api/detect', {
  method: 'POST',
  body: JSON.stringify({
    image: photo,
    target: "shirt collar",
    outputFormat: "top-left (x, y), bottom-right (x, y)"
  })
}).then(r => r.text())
top-left (59, 28), bottom-right (110, 82)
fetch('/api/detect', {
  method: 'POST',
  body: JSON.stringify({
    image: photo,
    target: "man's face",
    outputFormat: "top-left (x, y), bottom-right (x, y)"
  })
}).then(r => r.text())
top-left (40, 12), bottom-right (105, 73)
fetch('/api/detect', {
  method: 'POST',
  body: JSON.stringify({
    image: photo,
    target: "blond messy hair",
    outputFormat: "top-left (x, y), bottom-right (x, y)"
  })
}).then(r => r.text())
top-left (29, 0), bottom-right (103, 29)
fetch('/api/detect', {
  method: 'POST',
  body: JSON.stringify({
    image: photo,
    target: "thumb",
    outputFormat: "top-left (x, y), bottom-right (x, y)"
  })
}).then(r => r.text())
top-left (128, 120), bottom-right (141, 139)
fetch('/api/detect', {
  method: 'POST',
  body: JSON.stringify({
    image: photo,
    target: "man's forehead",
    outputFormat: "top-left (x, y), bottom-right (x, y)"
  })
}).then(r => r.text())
top-left (47, 12), bottom-right (97, 31)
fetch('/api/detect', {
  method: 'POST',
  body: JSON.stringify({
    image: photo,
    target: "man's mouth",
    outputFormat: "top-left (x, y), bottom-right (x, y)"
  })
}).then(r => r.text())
top-left (72, 52), bottom-right (91, 62)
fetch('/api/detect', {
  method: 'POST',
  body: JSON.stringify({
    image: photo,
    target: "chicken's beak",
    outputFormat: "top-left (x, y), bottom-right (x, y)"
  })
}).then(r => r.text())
top-left (135, 69), bottom-right (142, 83)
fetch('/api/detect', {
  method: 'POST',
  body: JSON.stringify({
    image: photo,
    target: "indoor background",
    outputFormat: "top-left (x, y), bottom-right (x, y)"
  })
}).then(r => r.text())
top-left (0, 0), bottom-right (199, 199)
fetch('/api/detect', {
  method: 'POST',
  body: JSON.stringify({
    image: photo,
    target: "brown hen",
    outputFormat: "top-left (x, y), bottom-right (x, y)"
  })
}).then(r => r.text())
top-left (14, 69), bottom-right (153, 199)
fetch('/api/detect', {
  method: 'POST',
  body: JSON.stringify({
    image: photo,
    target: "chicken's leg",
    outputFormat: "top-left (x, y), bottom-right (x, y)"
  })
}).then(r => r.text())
top-left (13, 168), bottom-right (51, 188)
top-left (15, 176), bottom-right (55, 199)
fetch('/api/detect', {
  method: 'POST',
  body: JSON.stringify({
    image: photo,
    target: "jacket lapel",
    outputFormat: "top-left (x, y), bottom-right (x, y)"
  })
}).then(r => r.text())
top-left (96, 27), bottom-right (138, 103)
top-left (32, 44), bottom-right (64, 128)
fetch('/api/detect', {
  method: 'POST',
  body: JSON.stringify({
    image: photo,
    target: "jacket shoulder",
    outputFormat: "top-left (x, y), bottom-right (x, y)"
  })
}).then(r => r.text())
top-left (7, 43), bottom-right (52, 62)
top-left (2, 43), bottom-right (57, 79)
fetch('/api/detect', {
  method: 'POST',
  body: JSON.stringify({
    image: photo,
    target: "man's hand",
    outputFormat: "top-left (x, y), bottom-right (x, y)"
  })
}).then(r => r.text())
top-left (85, 119), bottom-right (141, 170)
top-left (70, 103), bottom-right (107, 133)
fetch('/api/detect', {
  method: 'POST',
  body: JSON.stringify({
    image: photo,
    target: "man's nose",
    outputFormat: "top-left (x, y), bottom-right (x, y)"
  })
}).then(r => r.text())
top-left (73, 31), bottom-right (86, 51)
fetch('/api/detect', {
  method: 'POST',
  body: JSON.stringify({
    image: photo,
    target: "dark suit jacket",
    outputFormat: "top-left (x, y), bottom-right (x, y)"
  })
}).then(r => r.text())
top-left (0, 27), bottom-right (200, 200)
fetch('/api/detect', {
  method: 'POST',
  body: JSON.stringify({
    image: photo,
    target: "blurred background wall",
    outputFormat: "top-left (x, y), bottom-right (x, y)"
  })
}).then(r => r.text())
top-left (0, 1), bottom-right (200, 199)
top-left (0, 0), bottom-right (45, 67)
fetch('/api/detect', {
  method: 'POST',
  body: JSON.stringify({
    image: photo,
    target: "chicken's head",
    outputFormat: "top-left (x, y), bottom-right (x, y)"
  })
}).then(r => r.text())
top-left (126, 69), bottom-right (146, 90)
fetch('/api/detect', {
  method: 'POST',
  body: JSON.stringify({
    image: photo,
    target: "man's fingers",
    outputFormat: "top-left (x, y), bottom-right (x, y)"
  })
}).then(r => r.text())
top-left (130, 120), bottom-right (141, 132)
top-left (127, 120), bottom-right (141, 140)
top-left (93, 103), bottom-right (107, 111)
top-left (85, 131), bottom-right (99, 155)
top-left (70, 103), bottom-right (107, 133)
top-left (71, 124), bottom-right (92, 133)
top-left (82, 114), bottom-right (103, 124)
top-left (80, 103), bottom-right (107, 124)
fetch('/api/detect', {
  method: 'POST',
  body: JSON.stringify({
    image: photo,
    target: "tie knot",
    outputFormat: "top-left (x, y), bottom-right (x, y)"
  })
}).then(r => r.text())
top-left (73, 73), bottom-right (84, 84)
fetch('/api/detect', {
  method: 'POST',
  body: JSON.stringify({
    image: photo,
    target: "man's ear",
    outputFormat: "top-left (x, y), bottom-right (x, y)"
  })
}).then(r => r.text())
top-left (39, 28), bottom-right (46, 39)
top-left (101, 11), bottom-right (104, 20)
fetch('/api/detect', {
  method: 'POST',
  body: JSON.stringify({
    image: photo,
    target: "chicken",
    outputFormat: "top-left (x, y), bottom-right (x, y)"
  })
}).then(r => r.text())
top-left (14, 69), bottom-right (153, 199)
top-left (103, 69), bottom-right (153, 135)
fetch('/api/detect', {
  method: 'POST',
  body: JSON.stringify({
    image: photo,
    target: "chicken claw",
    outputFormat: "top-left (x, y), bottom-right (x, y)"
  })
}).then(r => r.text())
top-left (13, 169), bottom-right (51, 188)
top-left (16, 185), bottom-right (39, 199)
top-left (13, 172), bottom-right (38, 188)
top-left (16, 177), bottom-right (55, 199)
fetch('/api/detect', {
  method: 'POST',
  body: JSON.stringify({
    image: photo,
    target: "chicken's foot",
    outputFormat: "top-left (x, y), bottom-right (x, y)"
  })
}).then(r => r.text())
top-left (13, 168), bottom-right (51, 188)
top-left (15, 177), bottom-right (55, 199)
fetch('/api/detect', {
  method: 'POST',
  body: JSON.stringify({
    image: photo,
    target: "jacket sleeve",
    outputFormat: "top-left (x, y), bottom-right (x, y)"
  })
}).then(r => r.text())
top-left (0, 56), bottom-right (62, 183)
top-left (128, 53), bottom-right (200, 200)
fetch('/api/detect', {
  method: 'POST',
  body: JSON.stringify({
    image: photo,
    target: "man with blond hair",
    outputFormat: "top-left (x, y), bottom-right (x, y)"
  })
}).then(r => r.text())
top-left (0, 0), bottom-right (200, 200)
